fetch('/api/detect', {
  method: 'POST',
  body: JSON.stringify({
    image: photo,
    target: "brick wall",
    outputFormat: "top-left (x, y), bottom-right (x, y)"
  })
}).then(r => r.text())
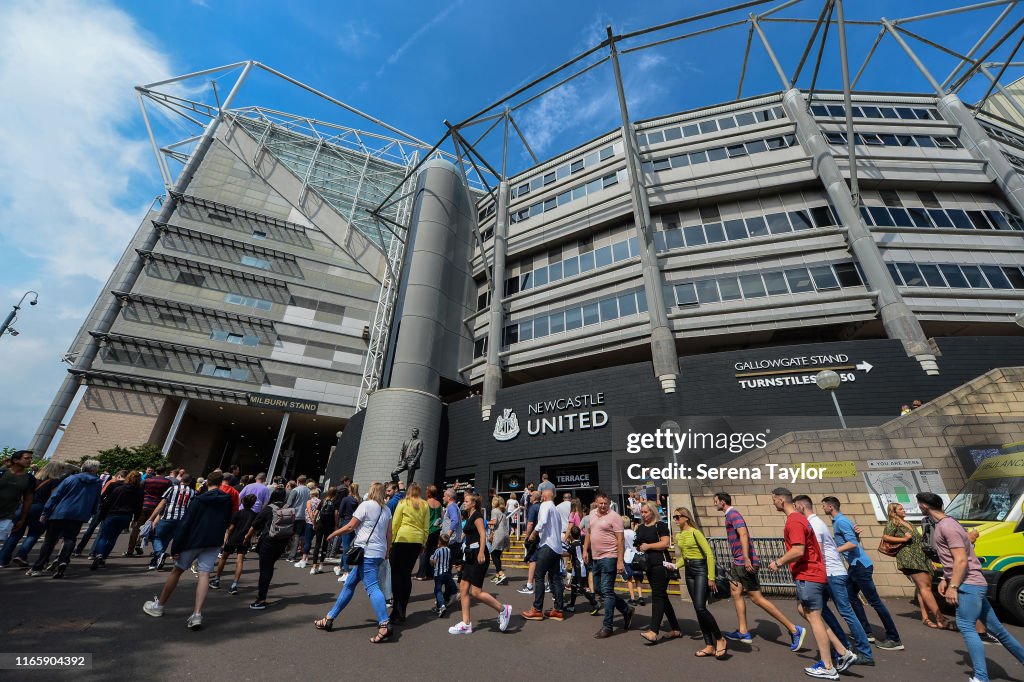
top-left (51, 387), bottom-right (169, 462)
top-left (682, 366), bottom-right (1024, 597)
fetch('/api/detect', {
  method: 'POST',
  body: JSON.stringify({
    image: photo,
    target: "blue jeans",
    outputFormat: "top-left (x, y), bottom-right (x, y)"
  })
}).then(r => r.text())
top-left (847, 563), bottom-right (900, 643)
top-left (434, 573), bottom-right (455, 607)
top-left (93, 513), bottom-right (133, 560)
top-left (327, 556), bottom-right (389, 625)
top-left (340, 533), bottom-right (353, 570)
top-left (593, 557), bottom-right (630, 631)
top-left (152, 518), bottom-right (180, 557)
top-left (533, 545), bottom-right (564, 611)
top-left (828, 574), bottom-right (873, 660)
top-left (956, 583), bottom-right (1024, 682)
top-left (0, 502), bottom-right (45, 565)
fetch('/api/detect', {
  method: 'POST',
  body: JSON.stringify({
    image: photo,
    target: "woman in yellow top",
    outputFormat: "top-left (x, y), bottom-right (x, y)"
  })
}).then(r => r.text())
top-left (673, 506), bottom-right (726, 659)
top-left (390, 482), bottom-right (430, 622)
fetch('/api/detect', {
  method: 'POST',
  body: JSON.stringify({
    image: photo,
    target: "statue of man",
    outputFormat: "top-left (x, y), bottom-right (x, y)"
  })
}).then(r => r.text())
top-left (390, 427), bottom-right (423, 486)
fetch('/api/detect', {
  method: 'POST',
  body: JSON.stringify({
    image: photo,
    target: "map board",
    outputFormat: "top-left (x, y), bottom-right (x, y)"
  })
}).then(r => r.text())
top-left (862, 469), bottom-right (950, 521)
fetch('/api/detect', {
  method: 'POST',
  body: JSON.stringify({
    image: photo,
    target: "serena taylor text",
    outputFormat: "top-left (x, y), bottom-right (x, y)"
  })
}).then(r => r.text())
top-left (626, 462), bottom-right (828, 481)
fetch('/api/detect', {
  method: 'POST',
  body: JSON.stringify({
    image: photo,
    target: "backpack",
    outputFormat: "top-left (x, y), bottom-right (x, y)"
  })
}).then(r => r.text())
top-left (268, 504), bottom-right (296, 540)
top-left (920, 515), bottom-right (941, 563)
top-left (317, 499), bottom-right (337, 529)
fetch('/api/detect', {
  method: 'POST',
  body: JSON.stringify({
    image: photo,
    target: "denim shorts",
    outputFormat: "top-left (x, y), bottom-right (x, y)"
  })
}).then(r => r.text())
top-left (174, 546), bottom-right (220, 573)
top-left (795, 579), bottom-right (827, 611)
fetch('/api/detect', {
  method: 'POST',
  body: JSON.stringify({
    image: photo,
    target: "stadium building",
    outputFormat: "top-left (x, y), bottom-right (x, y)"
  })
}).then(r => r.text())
top-left (36, 4), bottom-right (1024, 503)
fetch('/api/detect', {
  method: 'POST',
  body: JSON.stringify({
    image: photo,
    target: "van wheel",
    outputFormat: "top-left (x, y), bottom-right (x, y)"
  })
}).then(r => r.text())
top-left (998, 574), bottom-right (1024, 625)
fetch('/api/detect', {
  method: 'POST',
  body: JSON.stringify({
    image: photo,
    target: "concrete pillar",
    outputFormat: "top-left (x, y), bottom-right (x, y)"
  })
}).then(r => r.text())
top-left (937, 92), bottom-right (1024, 219)
top-left (353, 388), bottom-right (442, 487)
top-left (481, 179), bottom-right (509, 421)
top-left (782, 88), bottom-right (938, 374)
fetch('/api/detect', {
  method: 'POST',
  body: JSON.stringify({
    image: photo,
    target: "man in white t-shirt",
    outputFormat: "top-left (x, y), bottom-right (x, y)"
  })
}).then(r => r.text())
top-left (556, 493), bottom-right (572, 535)
top-left (521, 487), bottom-right (564, 621)
top-left (794, 495), bottom-right (869, 670)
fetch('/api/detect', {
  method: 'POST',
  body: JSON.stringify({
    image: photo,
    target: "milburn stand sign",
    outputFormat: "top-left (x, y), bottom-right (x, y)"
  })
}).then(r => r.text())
top-left (493, 393), bottom-right (609, 442)
top-left (246, 393), bottom-right (319, 414)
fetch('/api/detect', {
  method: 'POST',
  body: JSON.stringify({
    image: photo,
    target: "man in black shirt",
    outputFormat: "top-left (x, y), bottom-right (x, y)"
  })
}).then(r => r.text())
top-left (211, 494), bottom-right (257, 593)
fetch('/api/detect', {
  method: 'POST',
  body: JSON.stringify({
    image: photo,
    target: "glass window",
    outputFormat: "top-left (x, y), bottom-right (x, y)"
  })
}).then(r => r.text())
top-left (682, 124), bottom-right (699, 137)
top-left (599, 146), bottom-right (613, 161)
top-left (880, 107), bottom-right (900, 119)
top-left (549, 311), bottom-right (565, 334)
top-left (534, 316), bottom-right (549, 337)
top-left (618, 292), bottom-right (638, 316)
top-left (519, 320), bottom-right (533, 342)
top-left (571, 185), bottom-right (586, 201)
top-left (895, 134), bottom-right (916, 147)
top-left (745, 216), bottom-right (769, 237)
top-left (889, 207), bottom-right (914, 228)
top-left (503, 324), bottom-right (519, 346)
top-left (689, 150), bottom-right (708, 165)
top-left (861, 106), bottom-right (881, 118)
top-left (646, 131), bottom-right (665, 145)
top-left (968, 211), bottom-right (993, 229)
top-left (628, 237), bottom-right (639, 257)
top-left (914, 135), bottom-right (936, 148)
top-left (860, 206), bottom-right (874, 225)
top-left (594, 246), bottom-right (613, 268)
top-left (533, 266), bottom-right (549, 287)
top-left (704, 222), bottom-right (727, 243)
top-left (255, 300), bottom-right (272, 311)
top-left (653, 158), bottom-right (671, 172)
top-left (939, 264), bottom-right (969, 288)
top-left (670, 154), bottom-right (689, 168)
top-left (548, 260), bottom-right (563, 281)
top-left (504, 277), bottom-right (520, 297)
top-left (918, 264), bottom-right (945, 287)
top-left (766, 136), bottom-right (785, 150)
top-left (896, 107), bottom-right (915, 119)
top-left (675, 283), bottom-right (698, 306)
top-left (724, 219), bottom-right (748, 241)
top-left (612, 241), bottom-right (630, 261)
top-left (947, 209), bottom-right (974, 229)
top-left (582, 302), bottom-right (600, 325)
top-left (745, 139), bottom-right (769, 154)
top-left (718, 116), bottom-right (737, 130)
top-left (1002, 266), bottom-right (1024, 289)
top-left (636, 289), bottom-right (647, 312)
top-left (827, 105), bottom-right (845, 117)
top-left (579, 251), bottom-right (595, 272)
top-left (833, 263), bottom-right (862, 287)
top-left (959, 264), bottom-right (986, 287)
top-left (981, 265), bottom-right (1012, 289)
top-left (570, 159), bottom-right (585, 173)
top-left (520, 272), bottom-right (533, 291)
top-left (543, 197), bottom-right (557, 212)
top-left (699, 120), bottom-right (718, 134)
top-left (810, 265), bottom-right (840, 290)
top-left (887, 263), bottom-right (903, 285)
top-left (240, 255), bottom-right (272, 270)
top-left (810, 205), bottom-right (836, 227)
top-left (868, 206), bottom-right (894, 226)
top-left (557, 190), bottom-right (572, 206)
top-left (718, 277), bottom-right (741, 301)
top-left (727, 144), bottom-right (747, 158)
top-left (252, 230), bottom-right (268, 240)
top-left (735, 112), bottom-right (755, 126)
top-left (896, 263), bottom-right (924, 286)
top-left (599, 298), bottom-right (619, 321)
top-left (785, 267), bottom-right (814, 293)
top-left (696, 279), bottom-right (720, 303)
top-left (789, 210), bottom-right (814, 231)
top-left (987, 210), bottom-right (1014, 230)
top-left (766, 212), bottom-right (792, 234)
top-left (683, 225), bottom-right (706, 247)
top-left (556, 165), bottom-right (570, 180)
top-left (764, 271), bottom-right (789, 295)
top-left (543, 172), bottom-right (556, 185)
top-left (928, 209), bottom-right (954, 228)
top-left (907, 207), bottom-right (932, 227)
top-left (563, 256), bottom-right (579, 278)
top-left (474, 337), bottom-right (487, 358)
top-left (602, 174), bottom-right (619, 188)
top-left (706, 147), bottom-right (727, 162)
top-left (739, 274), bottom-right (767, 298)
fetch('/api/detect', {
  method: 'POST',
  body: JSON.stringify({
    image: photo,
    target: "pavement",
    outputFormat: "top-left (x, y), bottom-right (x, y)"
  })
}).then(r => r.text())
top-left (2, 538), bottom-right (1023, 681)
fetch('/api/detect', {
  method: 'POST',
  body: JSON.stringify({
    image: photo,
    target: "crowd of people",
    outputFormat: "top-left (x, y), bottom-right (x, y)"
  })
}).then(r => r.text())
top-left (1, 448), bottom-right (1023, 681)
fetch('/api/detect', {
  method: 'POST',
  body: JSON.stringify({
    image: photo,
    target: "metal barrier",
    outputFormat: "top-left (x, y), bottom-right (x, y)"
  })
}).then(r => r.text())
top-left (709, 537), bottom-right (796, 597)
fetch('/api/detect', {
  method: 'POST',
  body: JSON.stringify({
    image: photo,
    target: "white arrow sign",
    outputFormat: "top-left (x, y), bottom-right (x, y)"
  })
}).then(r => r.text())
top-left (856, 361), bottom-right (873, 373)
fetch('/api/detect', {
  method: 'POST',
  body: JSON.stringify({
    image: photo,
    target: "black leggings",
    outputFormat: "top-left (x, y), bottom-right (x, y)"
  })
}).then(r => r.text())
top-left (685, 559), bottom-right (722, 645)
top-left (257, 537), bottom-right (289, 601)
top-left (417, 532), bottom-right (440, 578)
top-left (32, 520), bottom-right (84, 570)
top-left (310, 527), bottom-right (332, 564)
top-left (646, 561), bottom-right (679, 633)
top-left (492, 549), bottom-right (504, 573)
top-left (390, 541), bottom-right (421, 617)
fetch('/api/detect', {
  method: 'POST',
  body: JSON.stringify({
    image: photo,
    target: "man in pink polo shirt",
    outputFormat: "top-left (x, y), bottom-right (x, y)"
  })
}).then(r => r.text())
top-left (582, 490), bottom-right (634, 638)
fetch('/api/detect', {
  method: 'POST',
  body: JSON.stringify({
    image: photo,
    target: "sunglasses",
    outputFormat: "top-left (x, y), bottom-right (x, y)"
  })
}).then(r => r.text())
top-left (672, 514), bottom-right (688, 520)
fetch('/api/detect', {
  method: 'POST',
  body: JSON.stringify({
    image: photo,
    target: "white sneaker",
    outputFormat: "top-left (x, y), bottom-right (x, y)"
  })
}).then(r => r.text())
top-left (186, 613), bottom-right (203, 630)
top-left (803, 666), bottom-right (839, 680)
top-left (334, 565), bottom-right (342, 576)
top-left (338, 572), bottom-right (349, 583)
top-left (498, 604), bottom-right (512, 632)
top-left (143, 599), bottom-right (163, 618)
top-left (310, 567), bottom-right (320, 575)
top-left (294, 560), bottom-right (307, 569)
top-left (448, 621), bottom-right (473, 635)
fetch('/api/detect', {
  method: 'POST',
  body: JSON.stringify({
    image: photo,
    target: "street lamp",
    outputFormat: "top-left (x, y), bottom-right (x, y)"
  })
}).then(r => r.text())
top-left (0, 291), bottom-right (39, 340)
top-left (815, 369), bottom-right (847, 429)
top-left (1015, 309), bottom-right (1024, 329)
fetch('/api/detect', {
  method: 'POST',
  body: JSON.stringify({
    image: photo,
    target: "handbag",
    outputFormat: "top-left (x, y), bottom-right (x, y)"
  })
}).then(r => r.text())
top-left (878, 524), bottom-right (908, 557)
top-left (346, 504), bottom-right (384, 566)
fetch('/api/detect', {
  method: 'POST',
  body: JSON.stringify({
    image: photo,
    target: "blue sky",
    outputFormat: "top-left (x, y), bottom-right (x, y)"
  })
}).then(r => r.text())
top-left (0, 0), bottom-right (1018, 453)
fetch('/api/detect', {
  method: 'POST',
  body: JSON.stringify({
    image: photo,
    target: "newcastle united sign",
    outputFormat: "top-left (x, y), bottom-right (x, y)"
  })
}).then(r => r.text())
top-left (493, 393), bottom-right (609, 441)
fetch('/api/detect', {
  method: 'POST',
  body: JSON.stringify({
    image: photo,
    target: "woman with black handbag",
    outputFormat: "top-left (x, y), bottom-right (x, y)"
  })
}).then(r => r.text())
top-left (673, 507), bottom-right (727, 658)
top-left (636, 501), bottom-right (682, 644)
top-left (315, 481), bottom-right (393, 643)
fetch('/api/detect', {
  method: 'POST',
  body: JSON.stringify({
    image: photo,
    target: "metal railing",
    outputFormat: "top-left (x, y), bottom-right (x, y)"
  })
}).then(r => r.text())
top-left (709, 537), bottom-right (796, 597)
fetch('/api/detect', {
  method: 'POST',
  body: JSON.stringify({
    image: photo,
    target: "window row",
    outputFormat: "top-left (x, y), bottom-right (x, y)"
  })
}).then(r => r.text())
top-left (508, 168), bottom-right (628, 225)
top-left (197, 362), bottom-right (252, 381)
top-left (671, 262), bottom-right (864, 307)
top-left (494, 288), bottom-right (649, 351)
top-left (641, 134), bottom-right (799, 175)
top-left (507, 142), bottom-right (623, 203)
top-left (225, 293), bottom-right (273, 311)
top-left (810, 103), bottom-right (940, 121)
top-left (859, 205), bottom-right (1023, 231)
top-left (210, 329), bottom-right (260, 347)
top-left (655, 204), bottom-right (838, 253)
top-left (821, 131), bottom-right (963, 150)
top-left (887, 261), bottom-right (1024, 290)
top-left (983, 123), bottom-right (1024, 151)
top-left (636, 106), bottom-right (785, 148)
top-left (1004, 151), bottom-right (1024, 172)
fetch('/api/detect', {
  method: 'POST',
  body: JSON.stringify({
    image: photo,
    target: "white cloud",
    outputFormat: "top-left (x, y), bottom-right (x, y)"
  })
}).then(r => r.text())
top-left (0, 0), bottom-right (175, 449)
top-left (336, 20), bottom-right (380, 57)
top-left (377, 1), bottom-right (462, 76)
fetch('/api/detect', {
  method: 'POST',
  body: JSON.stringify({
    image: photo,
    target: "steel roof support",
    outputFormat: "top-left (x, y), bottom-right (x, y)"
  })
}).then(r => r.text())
top-left (852, 28), bottom-right (885, 88)
top-left (980, 64), bottom-right (1024, 120)
top-left (607, 25), bottom-right (677, 394)
top-left (941, 3), bottom-right (1015, 90)
top-left (976, 31), bottom-right (1024, 113)
top-left (836, 0), bottom-right (860, 204)
top-left (138, 92), bottom-right (172, 188)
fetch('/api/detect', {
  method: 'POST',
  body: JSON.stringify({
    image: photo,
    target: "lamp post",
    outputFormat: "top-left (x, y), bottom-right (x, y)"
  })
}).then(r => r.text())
top-left (0, 291), bottom-right (39, 340)
top-left (815, 369), bottom-right (847, 429)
